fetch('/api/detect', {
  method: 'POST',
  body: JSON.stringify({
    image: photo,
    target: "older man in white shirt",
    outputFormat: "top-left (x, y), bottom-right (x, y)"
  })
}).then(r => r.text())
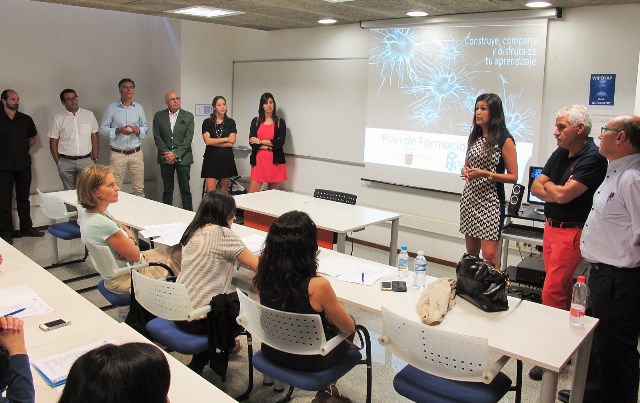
top-left (47, 89), bottom-right (99, 189)
top-left (558, 115), bottom-right (640, 403)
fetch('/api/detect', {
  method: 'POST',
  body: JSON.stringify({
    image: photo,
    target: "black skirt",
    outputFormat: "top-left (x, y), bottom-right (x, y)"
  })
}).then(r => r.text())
top-left (201, 148), bottom-right (238, 179)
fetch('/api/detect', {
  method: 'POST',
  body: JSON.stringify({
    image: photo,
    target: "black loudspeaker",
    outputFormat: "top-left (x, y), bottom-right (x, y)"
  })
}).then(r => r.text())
top-left (507, 184), bottom-right (525, 214)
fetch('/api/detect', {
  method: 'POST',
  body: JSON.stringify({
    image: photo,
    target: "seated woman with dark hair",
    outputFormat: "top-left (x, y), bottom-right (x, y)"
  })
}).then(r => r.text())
top-left (253, 210), bottom-right (356, 403)
top-left (58, 342), bottom-right (170, 403)
top-left (176, 190), bottom-right (259, 372)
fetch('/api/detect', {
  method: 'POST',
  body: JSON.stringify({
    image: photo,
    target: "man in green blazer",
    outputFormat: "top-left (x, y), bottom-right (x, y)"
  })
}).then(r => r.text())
top-left (153, 91), bottom-right (194, 210)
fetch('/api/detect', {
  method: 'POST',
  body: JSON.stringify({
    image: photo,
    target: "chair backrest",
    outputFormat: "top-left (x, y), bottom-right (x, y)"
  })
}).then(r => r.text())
top-left (236, 289), bottom-right (337, 355)
top-left (38, 189), bottom-right (71, 220)
top-left (86, 243), bottom-right (132, 280)
top-left (130, 269), bottom-right (197, 321)
top-left (314, 189), bottom-right (357, 205)
top-left (380, 307), bottom-right (490, 383)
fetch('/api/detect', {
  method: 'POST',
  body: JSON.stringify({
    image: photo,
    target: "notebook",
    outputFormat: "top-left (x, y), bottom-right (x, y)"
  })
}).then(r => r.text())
top-left (31, 338), bottom-right (115, 387)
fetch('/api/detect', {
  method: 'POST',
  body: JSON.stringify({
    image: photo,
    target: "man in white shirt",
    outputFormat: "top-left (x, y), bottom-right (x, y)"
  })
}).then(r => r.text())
top-left (558, 115), bottom-right (640, 403)
top-left (47, 89), bottom-right (99, 189)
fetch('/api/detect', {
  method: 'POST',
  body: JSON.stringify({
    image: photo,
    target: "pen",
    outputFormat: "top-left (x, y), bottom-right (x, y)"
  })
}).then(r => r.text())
top-left (361, 273), bottom-right (365, 284)
top-left (4, 308), bottom-right (26, 317)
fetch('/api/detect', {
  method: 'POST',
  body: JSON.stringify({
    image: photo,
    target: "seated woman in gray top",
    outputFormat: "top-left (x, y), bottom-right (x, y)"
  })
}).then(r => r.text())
top-left (175, 190), bottom-right (258, 372)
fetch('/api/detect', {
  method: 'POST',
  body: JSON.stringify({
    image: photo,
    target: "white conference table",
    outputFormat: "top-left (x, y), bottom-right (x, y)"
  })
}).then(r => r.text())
top-left (50, 190), bottom-right (196, 236)
top-left (28, 323), bottom-right (236, 402)
top-left (234, 190), bottom-right (401, 265)
top-left (46, 191), bottom-right (594, 403)
top-left (0, 239), bottom-right (235, 402)
top-left (313, 248), bottom-right (597, 403)
top-left (207, 220), bottom-right (596, 403)
top-left (0, 238), bottom-right (116, 349)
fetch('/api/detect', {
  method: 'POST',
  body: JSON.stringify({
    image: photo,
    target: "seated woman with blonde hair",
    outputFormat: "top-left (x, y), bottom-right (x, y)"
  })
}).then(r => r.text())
top-left (76, 164), bottom-right (181, 294)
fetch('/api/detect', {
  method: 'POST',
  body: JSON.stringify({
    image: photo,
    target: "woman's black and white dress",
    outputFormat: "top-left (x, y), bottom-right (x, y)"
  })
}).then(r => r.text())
top-left (459, 133), bottom-right (513, 241)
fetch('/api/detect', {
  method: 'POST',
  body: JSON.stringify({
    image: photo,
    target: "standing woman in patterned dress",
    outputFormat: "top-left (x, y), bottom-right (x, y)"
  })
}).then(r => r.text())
top-left (248, 92), bottom-right (287, 192)
top-left (201, 96), bottom-right (238, 192)
top-left (459, 93), bottom-right (518, 267)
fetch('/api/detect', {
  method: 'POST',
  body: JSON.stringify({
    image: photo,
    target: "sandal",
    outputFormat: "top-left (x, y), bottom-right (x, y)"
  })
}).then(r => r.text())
top-left (313, 384), bottom-right (352, 403)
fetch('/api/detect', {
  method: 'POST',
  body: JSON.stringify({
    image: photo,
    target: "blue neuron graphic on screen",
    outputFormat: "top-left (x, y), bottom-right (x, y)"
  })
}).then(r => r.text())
top-left (405, 60), bottom-right (480, 132)
top-left (499, 76), bottom-right (535, 143)
top-left (370, 28), bottom-right (429, 88)
top-left (370, 28), bottom-right (537, 138)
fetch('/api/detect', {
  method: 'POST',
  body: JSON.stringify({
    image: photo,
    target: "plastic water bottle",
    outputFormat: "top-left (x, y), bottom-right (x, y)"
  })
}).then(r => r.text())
top-left (570, 276), bottom-right (589, 327)
top-left (397, 245), bottom-right (409, 279)
top-left (413, 251), bottom-right (427, 289)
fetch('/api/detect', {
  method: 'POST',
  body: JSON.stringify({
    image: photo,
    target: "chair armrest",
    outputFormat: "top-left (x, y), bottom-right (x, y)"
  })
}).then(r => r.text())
top-left (482, 355), bottom-right (511, 384)
top-left (143, 261), bottom-right (176, 277)
top-left (321, 332), bottom-right (350, 356)
top-left (188, 305), bottom-right (212, 321)
top-left (113, 267), bottom-right (132, 278)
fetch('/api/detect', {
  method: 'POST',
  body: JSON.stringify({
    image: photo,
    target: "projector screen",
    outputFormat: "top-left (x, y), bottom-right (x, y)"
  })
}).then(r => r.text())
top-left (363, 20), bottom-right (548, 194)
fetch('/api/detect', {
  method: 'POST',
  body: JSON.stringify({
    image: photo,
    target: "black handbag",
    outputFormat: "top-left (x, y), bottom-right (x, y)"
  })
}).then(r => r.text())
top-left (455, 253), bottom-right (509, 312)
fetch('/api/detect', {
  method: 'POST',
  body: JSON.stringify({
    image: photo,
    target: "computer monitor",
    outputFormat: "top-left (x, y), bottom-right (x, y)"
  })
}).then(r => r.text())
top-left (527, 166), bottom-right (545, 212)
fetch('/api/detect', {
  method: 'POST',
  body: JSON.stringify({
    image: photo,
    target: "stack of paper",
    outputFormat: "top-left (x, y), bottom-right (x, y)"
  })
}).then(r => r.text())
top-left (0, 285), bottom-right (53, 319)
top-left (139, 223), bottom-right (188, 246)
top-left (241, 234), bottom-right (266, 255)
top-left (31, 339), bottom-right (116, 387)
top-left (318, 255), bottom-right (395, 286)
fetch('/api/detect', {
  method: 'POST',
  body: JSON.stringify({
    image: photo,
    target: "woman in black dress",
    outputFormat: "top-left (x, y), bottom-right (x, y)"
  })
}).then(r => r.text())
top-left (201, 96), bottom-right (238, 192)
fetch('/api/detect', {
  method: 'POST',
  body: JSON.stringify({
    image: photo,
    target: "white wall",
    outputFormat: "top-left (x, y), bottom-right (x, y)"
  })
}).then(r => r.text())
top-left (0, 0), bottom-right (178, 221)
top-left (179, 5), bottom-right (640, 264)
top-left (6, 1), bottom-right (640, 265)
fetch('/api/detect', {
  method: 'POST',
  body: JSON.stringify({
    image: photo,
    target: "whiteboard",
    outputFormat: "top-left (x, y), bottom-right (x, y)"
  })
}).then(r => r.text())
top-left (231, 58), bottom-right (367, 164)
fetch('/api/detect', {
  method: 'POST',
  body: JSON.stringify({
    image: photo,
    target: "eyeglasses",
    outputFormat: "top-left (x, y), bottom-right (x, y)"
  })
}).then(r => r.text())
top-left (601, 127), bottom-right (621, 136)
top-left (64, 96), bottom-right (78, 102)
top-left (167, 97), bottom-right (181, 102)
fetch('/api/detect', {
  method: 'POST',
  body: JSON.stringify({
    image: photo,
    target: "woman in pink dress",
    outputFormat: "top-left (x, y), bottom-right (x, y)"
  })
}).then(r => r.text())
top-left (248, 92), bottom-right (287, 192)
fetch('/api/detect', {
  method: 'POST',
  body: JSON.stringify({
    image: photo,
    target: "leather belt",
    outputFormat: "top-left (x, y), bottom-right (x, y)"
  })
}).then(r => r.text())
top-left (111, 146), bottom-right (141, 155)
top-left (546, 219), bottom-right (584, 229)
top-left (59, 153), bottom-right (91, 160)
top-left (591, 263), bottom-right (640, 271)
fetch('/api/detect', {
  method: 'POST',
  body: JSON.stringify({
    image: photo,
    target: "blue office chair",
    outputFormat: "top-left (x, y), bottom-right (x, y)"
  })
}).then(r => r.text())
top-left (379, 307), bottom-right (522, 403)
top-left (131, 271), bottom-right (253, 399)
top-left (85, 243), bottom-right (135, 309)
top-left (38, 190), bottom-right (91, 271)
top-left (236, 289), bottom-right (372, 403)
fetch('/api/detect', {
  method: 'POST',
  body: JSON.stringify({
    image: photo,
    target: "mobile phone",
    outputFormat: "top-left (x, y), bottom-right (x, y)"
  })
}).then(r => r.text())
top-left (392, 281), bottom-right (407, 292)
top-left (39, 319), bottom-right (71, 332)
top-left (380, 281), bottom-right (392, 291)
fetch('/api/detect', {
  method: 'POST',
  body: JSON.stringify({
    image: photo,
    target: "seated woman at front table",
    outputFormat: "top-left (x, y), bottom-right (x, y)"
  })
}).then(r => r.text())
top-left (77, 165), bottom-right (181, 294)
top-left (253, 211), bottom-right (355, 402)
top-left (176, 190), bottom-right (259, 372)
top-left (59, 342), bottom-right (170, 403)
top-left (201, 96), bottom-right (238, 193)
top-left (248, 92), bottom-right (287, 193)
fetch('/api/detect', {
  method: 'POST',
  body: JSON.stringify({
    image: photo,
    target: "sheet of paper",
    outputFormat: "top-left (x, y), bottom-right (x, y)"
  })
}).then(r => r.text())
top-left (32, 338), bottom-right (116, 387)
top-left (241, 234), bottom-right (266, 255)
top-left (318, 255), bottom-right (396, 286)
top-left (0, 285), bottom-right (54, 319)
top-left (140, 223), bottom-right (188, 246)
